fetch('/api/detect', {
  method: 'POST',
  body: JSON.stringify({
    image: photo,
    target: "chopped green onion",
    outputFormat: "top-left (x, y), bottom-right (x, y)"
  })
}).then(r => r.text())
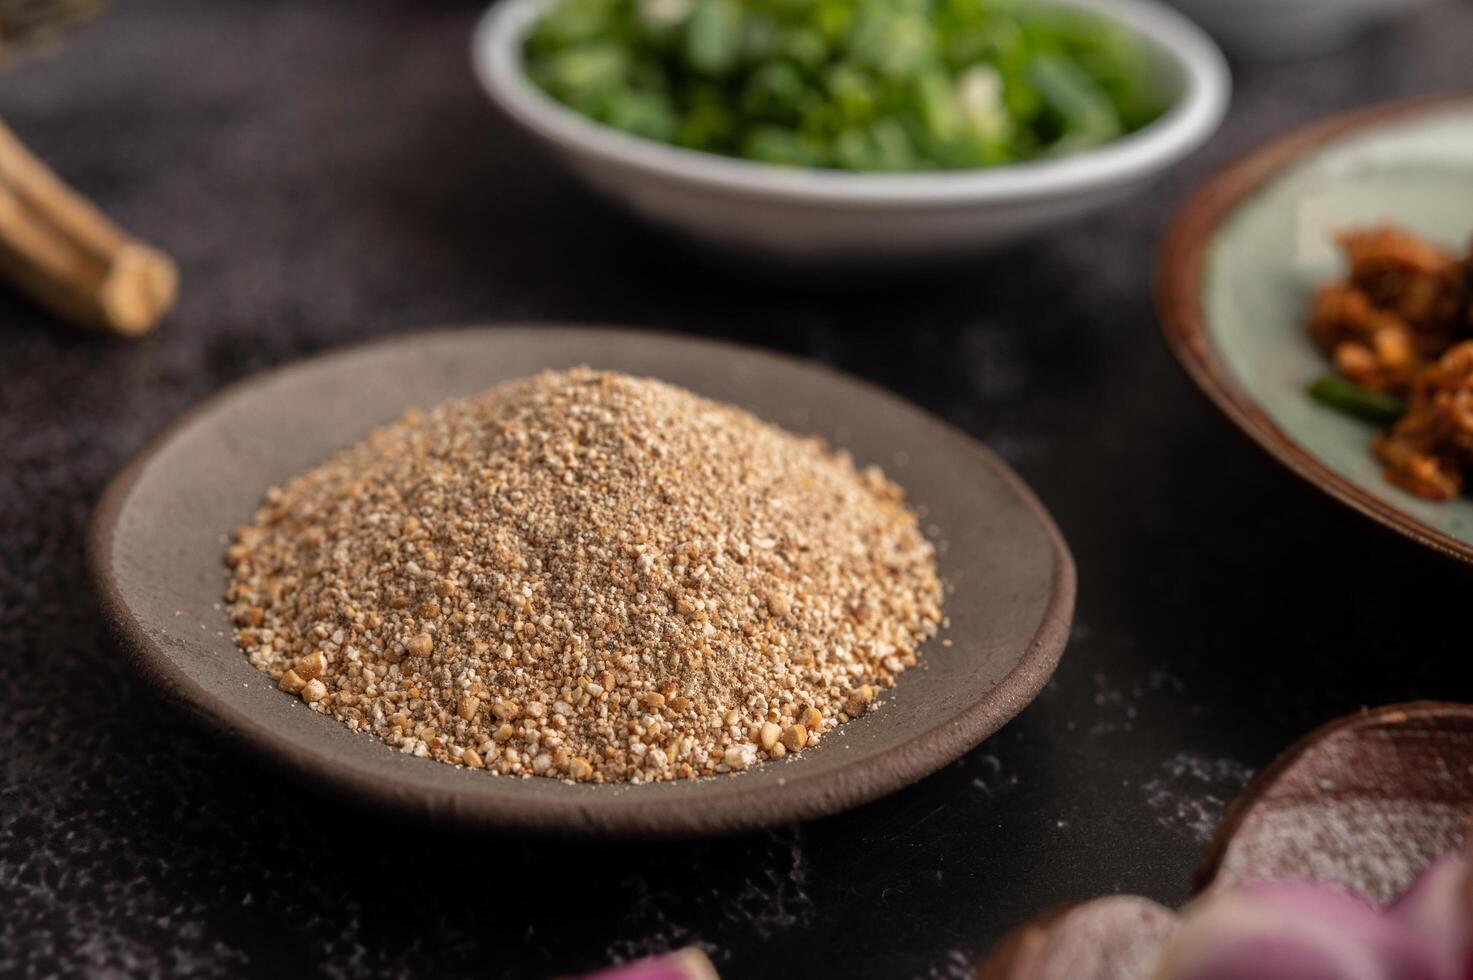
top-left (1026, 52), bottom-right (1122, 151)
top-left (524, 0), bottom-right (1169, 172)
top-left (684, 0), bottom-right (742, 76)
top-left (1307, 376), bottom-right (1406, 426)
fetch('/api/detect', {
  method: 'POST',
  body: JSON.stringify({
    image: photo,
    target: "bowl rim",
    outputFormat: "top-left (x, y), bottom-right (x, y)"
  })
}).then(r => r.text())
top-left (471, 0), bottom-right (1230, 208)
top-left (1155, 93), bottom-right (1473, 569)
top-left (88, 325), bottom-right (1077, 837)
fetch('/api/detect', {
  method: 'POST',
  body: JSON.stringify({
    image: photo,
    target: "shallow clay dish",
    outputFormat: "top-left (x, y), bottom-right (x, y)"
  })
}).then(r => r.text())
top-left (1159, 95), bottom-right (1473, 565)
top-left (1197, 700), bottom-right (1473, 903)
top-left (973, 701), bottom-right (1473, 979)
top-left (90, 326), bottom-right (1074, 837)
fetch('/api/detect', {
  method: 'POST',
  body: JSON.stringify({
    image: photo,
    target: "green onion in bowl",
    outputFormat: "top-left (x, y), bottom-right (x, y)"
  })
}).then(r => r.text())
top-left (474, 0), bottom-right (1228, 260)
top-left (523, 0), bottom-right (1170, 172)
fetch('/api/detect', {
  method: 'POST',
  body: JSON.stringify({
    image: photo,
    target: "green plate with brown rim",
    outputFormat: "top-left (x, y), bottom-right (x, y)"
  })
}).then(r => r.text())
top-left (1159, 95), bottom-right (1473, 565)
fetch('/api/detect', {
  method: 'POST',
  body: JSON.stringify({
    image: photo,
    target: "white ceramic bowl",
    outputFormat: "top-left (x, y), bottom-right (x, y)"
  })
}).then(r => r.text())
top-left (1169, 0), bottom-right (1437, 59)
top-left (473, 0), bottom-right (1230, 262)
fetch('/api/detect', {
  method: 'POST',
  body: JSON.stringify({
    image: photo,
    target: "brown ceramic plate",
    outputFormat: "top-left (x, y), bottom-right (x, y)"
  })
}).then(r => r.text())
top-left (972, 700), bottom-right (1473, 979)
top-left (1158, 95), bottom-right (1473, 565)
top-left (89, 326), bottom-right (1075, 837)
top-left (1197, 700), bottom-right (1473, 903)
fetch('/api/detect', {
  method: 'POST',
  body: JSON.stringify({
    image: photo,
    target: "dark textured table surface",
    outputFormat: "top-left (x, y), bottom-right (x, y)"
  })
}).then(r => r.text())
top-left (4, 2), bottom-right (1473, 977)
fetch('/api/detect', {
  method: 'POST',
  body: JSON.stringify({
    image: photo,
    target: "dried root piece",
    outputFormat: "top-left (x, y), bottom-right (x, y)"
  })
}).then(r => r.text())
top-left (0, 117), bottom-right (176, 335)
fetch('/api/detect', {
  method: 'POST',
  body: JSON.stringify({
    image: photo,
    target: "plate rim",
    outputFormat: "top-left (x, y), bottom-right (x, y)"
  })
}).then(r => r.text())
top-left (88, 324), bottom-right (1076, 837)
top-left (1156, 92), bottom-right (1473, 567)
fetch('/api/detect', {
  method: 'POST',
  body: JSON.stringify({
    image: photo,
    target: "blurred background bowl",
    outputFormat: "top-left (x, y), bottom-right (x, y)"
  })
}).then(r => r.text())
top-left (473, 0), bottom-right (1230, 264)
top-left (1169, 0), bottom-right (1439, 60)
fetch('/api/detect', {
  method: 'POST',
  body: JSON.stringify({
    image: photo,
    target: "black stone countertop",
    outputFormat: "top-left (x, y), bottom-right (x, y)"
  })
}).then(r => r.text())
top-left (4, 2), bottom-right (1473, 977)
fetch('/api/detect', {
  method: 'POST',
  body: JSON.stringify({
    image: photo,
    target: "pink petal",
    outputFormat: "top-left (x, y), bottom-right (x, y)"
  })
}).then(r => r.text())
top-left (576, 948), bottom-right (719, 980)
top-left (1389, 854), bottom-right (1473, 980)
top-left (1157, 880), bottom-right (1443, 980)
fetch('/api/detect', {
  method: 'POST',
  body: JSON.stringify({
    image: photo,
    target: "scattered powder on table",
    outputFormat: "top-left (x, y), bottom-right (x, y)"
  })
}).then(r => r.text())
top-left (225, 368), bottom-right (943, 784)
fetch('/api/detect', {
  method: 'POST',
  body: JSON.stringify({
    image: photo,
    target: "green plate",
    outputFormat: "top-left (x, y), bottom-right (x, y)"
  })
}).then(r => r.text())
top-left (1160, 96), bottom-right (1473, 564)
